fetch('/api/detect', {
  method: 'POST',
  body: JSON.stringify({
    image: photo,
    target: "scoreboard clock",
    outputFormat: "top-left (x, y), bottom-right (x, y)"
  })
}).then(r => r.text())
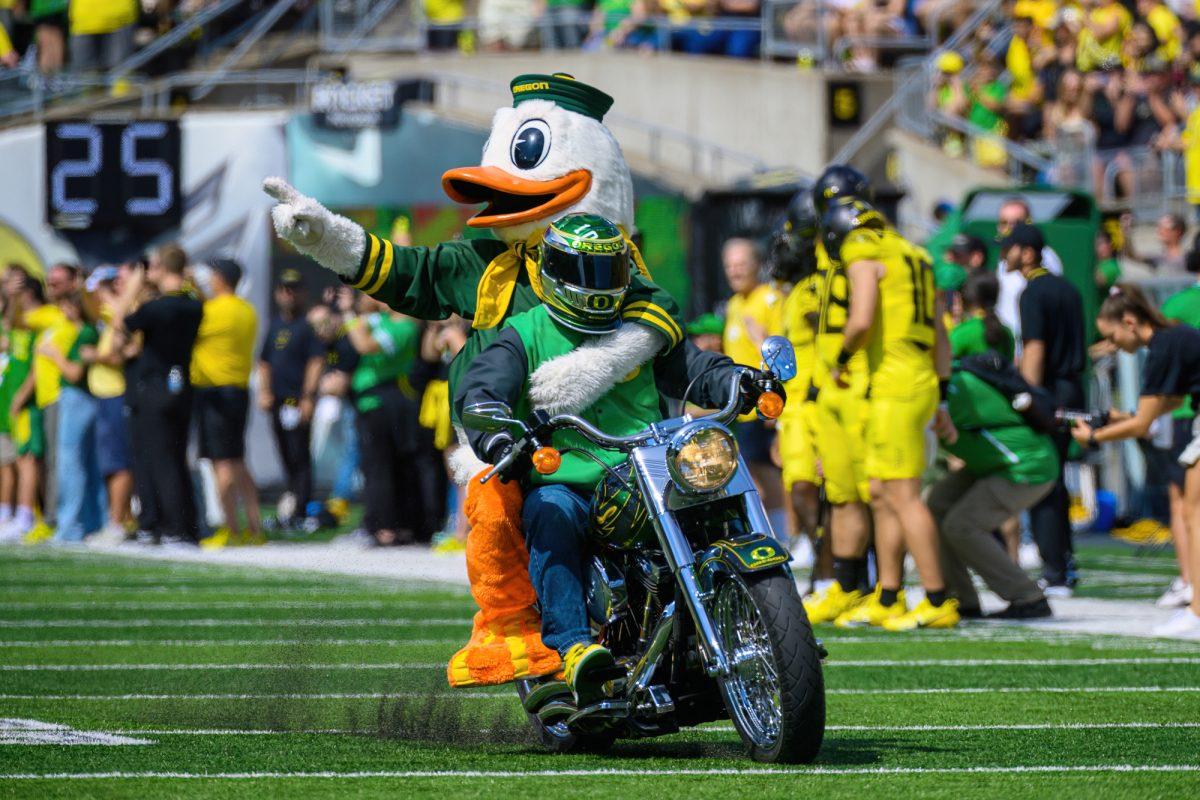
top-left (45, 119), bottom-right (182, 233)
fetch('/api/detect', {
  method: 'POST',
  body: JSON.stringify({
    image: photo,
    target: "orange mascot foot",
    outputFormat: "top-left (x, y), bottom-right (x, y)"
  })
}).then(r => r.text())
top-left (446, 470), bottom-right (562, 688)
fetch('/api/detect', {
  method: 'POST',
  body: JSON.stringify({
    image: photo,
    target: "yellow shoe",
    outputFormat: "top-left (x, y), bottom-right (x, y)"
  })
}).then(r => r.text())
top-left (803, 582), bottom-right (866, 624)
top-left (327, 498), bottom-right (350, 524)
top-left (432, 535), bottom-right (466, 555)
top-left (562, 642), bottom-right (616, 706)
top-left (241, 529), bottom-right (267, 547)
top-left (881, 597), bottom-right (961, 631)
top-left (22, 523), bottom-right (53, 545)
top-left (200, 527), bottom-right (234, 550)
top-left (834, 587), bottom-right (907, 628)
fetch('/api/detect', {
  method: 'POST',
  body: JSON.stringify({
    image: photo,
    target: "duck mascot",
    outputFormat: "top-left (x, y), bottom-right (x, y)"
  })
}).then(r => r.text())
top-left (263, 73), bottom-right (683, 687)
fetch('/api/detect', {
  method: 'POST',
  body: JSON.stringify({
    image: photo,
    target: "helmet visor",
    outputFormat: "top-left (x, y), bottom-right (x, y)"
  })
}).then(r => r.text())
top-left (542, 243), bottom-right (631, 291)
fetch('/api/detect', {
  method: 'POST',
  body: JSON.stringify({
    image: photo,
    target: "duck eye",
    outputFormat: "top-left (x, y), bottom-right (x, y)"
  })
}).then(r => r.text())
top-left (511, 119), bottom-right (551, 170)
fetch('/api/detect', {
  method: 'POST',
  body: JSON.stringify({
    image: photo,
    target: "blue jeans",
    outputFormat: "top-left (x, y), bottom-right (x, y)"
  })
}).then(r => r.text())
top-left (523, 484), bottom-right (593, 656)
top-left (331, 404), bottom-right (360, 501)
top-left (54, 386), bottom-right (105, 542)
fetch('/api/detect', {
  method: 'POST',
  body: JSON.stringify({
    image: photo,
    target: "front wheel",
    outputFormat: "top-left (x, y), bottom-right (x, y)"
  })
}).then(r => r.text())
top-left (712, 570), bottom-right (825, 763)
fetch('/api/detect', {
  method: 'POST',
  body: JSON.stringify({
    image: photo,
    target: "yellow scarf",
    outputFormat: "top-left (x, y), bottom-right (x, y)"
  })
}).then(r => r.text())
top-left (472, 228), bottom-right (652, 330)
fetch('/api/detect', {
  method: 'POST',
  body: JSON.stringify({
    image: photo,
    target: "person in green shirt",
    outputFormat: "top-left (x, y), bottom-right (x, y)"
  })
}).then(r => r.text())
top-left (345, 295), bottom-right (422, 546)
top-left (927, 362), bottom-right (1057, 620)
top-left (459, 214), bottom-right (755, 706)
top-left (950, 270), bottom-right (1016, 362)
top-left (1095, 230), bottom-right (1123, 301)
top-left (35, 292), bottom-right (102, 542)
top-left (0, 269), bottom-right (44, 543)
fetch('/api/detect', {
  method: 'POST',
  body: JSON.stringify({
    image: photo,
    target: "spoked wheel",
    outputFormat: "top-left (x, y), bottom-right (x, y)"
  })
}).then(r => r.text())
top-left (515, 678), bottom-right (616, 755)
top-left (712, 570), bottom-right (825, 763)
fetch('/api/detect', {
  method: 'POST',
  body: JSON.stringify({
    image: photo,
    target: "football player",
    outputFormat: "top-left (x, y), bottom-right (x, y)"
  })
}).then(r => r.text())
top-left (822, 194), bottom-right (960, 631)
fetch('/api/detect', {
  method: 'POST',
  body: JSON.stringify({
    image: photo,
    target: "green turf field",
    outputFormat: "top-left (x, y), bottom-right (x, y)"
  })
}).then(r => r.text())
top-left (1, 541), bottom-right (1197, 799)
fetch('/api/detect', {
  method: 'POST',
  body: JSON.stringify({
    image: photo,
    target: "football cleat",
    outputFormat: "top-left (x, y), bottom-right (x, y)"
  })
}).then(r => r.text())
top-left (803, 581), bottom-right (866, 624)
top-left (834, 587), bottom-right (906, 628)
top-left (881, 597), bottom-right (960, 631)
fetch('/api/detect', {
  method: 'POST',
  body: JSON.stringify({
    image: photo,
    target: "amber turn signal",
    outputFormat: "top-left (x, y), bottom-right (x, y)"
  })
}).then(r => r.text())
top-left (757, 391), bottom-right (785, 420)
top-left (532, 446), bottom-right (562, 475)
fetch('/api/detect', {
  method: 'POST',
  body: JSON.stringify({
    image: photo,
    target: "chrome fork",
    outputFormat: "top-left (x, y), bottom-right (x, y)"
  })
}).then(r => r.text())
top-left (631, 449), bottom-right (732, 679)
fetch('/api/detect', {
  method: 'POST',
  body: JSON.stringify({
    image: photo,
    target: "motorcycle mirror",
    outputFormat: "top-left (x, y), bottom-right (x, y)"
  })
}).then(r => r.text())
top-left (462, 402), bottom-right (527, 435)
top-left (760, 335), bottom-right (797, 382)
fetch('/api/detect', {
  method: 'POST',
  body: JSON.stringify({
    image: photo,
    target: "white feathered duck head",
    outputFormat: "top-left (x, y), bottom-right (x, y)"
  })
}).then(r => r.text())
top-left (441, 73), bottom-right (634, 244)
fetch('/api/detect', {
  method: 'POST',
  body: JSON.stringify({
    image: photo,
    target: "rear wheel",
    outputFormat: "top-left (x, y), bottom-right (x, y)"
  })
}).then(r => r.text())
top-left (712, 570), bottom-right (825, 763)
top-left (515, 679), bottom-right (616, 754)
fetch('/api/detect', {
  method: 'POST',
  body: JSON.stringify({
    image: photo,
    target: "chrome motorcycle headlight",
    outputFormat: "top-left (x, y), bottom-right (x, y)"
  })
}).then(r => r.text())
top-left (668, 422), bottom-right (739, 494)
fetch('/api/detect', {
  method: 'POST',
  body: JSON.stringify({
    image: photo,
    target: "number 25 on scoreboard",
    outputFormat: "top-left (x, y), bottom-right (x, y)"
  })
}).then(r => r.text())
top-left (44, 120), bottom-right (181, 233)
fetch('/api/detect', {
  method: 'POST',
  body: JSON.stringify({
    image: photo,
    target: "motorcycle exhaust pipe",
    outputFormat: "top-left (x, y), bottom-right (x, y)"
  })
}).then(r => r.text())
top-left (626, 601), bottom-right (676, 695)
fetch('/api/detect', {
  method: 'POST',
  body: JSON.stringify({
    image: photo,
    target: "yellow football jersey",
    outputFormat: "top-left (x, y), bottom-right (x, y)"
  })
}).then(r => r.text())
top-left (813, 242), bottom-right (867, 387)
top-left (723, 282), bottom-right (785, 369)
top-left (781, 273), bottom-right (819, 390)
top-left (835, 227), bottom-right (937, 391)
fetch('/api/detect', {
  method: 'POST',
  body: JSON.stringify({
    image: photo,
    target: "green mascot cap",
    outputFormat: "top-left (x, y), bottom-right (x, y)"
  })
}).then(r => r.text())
top-left (510, 72), bottom-right (614, 122)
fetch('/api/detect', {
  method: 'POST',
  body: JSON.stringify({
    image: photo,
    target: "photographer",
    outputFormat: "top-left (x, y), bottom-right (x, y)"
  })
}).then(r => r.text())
top-left (1071, 284), bottom-right (1200, 639)
top-left (929, 351), bottom-right (1056, 620)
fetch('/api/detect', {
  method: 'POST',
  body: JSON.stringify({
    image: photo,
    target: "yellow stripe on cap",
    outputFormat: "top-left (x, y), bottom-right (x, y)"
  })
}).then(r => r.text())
top-left (623, 301), bottom-right (683, 345)
top-left (364, 240), bottom-right (394, 296)
top-left (353, 234), bottom-right (382, 290)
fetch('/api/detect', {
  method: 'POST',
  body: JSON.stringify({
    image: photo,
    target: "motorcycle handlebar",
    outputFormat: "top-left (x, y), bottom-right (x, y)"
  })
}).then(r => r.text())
top-left (478, 371), bottom-right (753, 483)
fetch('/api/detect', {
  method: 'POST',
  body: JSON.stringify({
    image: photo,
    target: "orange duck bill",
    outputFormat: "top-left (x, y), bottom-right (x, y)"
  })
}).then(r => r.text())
top-left (441, 166), bottom-right (592, 228)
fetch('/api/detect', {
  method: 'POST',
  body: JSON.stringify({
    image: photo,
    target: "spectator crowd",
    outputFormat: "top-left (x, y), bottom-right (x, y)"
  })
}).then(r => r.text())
top-left (927, 0), bottom-right (1200, 206)
top-left (0, 0), bottom-right (315, 76)
top-left (0, 242), bottom-right (466, 551)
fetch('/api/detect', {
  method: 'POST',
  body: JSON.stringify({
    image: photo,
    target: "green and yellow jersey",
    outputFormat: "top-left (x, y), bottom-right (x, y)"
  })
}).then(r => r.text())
top-left (346, 233), bottom-right (683, 425)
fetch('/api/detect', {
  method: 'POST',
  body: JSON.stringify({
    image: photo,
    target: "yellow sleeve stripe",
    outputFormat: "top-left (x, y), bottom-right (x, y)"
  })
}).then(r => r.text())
top-left (364, 242), bottom-right (394, 296)
top-left (623, 301), bottom-right (683, 346)
top-left (352, 234), bottom-right (382, 290)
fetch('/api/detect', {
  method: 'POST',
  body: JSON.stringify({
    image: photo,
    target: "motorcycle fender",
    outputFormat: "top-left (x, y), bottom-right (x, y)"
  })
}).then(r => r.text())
top-left (698, 533), bottom-right (791, 584)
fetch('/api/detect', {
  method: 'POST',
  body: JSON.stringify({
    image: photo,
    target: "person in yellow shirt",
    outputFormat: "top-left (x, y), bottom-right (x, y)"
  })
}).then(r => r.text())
top-left (191, 259), bottom-right (262, 549)
top-left (1138, 0), bottom-right (1183, 64)
top-left (1007, 12), bottom-right (1046, 139)
top-left (68, 0), bottom-right (136, 72)
top-left (802, 166), bottom-right (876, 626)
top-left (823, 196), bottom-right (961, 631)
top-left (768, 192), bottom-right (825, 578)
top-left (1163, 75), bottom-right (1200, 220)
top-left (0, 12), bottom-right (17, 68)
top-left (721, 236), bottom-right (787, 535)
top-left (1076, 0), bottom-right (1132, 71)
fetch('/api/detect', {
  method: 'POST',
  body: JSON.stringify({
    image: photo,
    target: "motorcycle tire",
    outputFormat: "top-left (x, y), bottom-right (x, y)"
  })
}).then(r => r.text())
top-left (514, 680), bottom-right (617, 755)
top-left (713, 570), bottom-right (825, 763)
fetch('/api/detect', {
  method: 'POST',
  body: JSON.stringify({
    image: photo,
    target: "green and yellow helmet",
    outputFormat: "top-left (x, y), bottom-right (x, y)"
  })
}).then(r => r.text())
top-left (538, 213), bottom-right (631, 335)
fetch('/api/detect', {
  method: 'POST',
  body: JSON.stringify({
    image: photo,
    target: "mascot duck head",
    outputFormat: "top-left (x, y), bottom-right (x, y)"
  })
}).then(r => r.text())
top-left (441, 73), bottom-right (633, 245)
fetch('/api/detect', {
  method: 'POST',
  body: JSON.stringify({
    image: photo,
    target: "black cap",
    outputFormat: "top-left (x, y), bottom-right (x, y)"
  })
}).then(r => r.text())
top-left (277, 268), bottom-right (304, 288)
top-left (949, 232), bottom-right (988, 260)
top-left (998, 222), bottom-right (1044, 252)
top-left (210, 258), bottom-right (243, 289)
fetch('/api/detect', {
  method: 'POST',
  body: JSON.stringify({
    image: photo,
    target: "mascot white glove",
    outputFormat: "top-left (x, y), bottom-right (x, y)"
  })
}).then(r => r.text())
top-left (262, 177), bottom-right (366, 280)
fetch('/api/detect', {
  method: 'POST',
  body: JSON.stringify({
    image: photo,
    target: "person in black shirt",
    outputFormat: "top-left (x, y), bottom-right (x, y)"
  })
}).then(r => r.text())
top-left (114, 244), bottom-right (204, 544)
top-left (1002, 222), bottom-right (1086, 594)
top-left (1072, 284), bottom-right (1200, 639)
top-left (256, 269), bottom-right (324, 527)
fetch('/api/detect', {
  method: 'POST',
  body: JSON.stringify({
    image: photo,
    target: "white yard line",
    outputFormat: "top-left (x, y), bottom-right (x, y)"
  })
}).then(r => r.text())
top-left (0, 618), bottom-right (471, 628)
top-left (111, 722), bottom-right (1200, 736)
top-left (3, 765), bottom-right (1200, 779)
top-left (0, 638), bottom-right (465, 648)
top-left (0, 601), bottom-right (472, 610)
top-left (5, 657), bottom-right (1200, 671)
top-left (3, 686), bottom-right (1199, 701)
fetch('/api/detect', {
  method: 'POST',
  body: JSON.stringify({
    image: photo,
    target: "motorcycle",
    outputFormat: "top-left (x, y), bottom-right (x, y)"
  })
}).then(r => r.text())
top-left (462, 335), bottom-right (826, 763)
